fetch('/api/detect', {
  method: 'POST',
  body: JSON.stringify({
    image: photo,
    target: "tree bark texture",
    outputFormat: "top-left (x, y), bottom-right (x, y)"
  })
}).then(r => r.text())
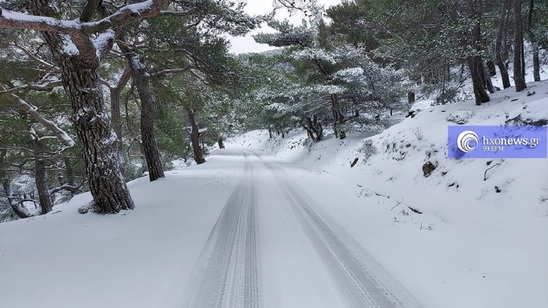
top-left (465, 0), bottom-right (490, 105)
top-left (495, 0), bottom-right (512, 89)
top-left (187, 109), bottom-right (206, 164)
top-left (528, 0), bottom-right (541, 82)
top-left (110, 65), bottom-right (131, 149)
top-left (331, 94), bottom-right (346, 139)
top-left (31, 137), bottom-right (52, 214)
top-left (120, 45), bottom-right (165, 181)
top-left (27, 0), bottom-right (134, 213)
top-left (0, 0), bottom-right (167, 214)
top-left (468, 57), bottom-right (491, 105)
top-left (513, 0), bottom-right (527, 92)
top-left (59, 56), bottom-right (134, 213)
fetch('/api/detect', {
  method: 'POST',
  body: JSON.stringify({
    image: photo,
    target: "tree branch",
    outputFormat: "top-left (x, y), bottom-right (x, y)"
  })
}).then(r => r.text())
top-left (12, 42), bottom-right (59, 71)
top-left (0, 8), bottom-right (81, 35)
top-left (49, 180), bottom-right (86, 196)
top-left (151, 67), bottom-right (188, 78)
top-left (0, 80), bottom-right (63, 95)
top-left (1, 0), bottom-right (167, 37)
top-left (1, 91), bottom-right (75, 147)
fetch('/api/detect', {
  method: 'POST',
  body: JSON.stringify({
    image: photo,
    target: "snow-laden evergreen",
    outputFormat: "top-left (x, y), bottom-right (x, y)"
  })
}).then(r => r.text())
top-left (2, 79), bottom-right (548, 308)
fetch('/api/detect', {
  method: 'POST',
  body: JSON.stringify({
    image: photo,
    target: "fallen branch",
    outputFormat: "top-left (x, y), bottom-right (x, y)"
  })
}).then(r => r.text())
top-left (407, 206), bottom-right (423, 214)
top-left (484, 160), bottom-right (503, 181)
top-left (49, 179), bottom-right (86, 196)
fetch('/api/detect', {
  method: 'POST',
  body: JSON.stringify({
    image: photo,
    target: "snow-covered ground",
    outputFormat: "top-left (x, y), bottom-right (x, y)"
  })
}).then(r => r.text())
top-left (1, 80), bottom-right (547, 308)
top-left (224, 80), bottom-right (548, 308)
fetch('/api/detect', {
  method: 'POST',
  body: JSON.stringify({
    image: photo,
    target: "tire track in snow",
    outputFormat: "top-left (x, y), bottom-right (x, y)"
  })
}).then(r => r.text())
top-left (280, 182), bottom-right (403, 308)
top-left (255, 152), bottom-right (422, 308)
top-left (183, 153), bottom-right (260, 308)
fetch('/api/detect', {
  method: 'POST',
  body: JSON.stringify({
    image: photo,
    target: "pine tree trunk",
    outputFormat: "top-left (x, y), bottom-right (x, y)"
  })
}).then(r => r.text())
top-left (330, 94), bottom-right (345, 139)
top-left (30, 0), bottom-right (134, 214)
top-left (495, 0), bottom-right (512, 88)
top-left (301, 116), bottom-right (323, 142)
top-left (486, 60), bottom-right (497, 76)
top-left (468, 57), bottom-right (491, 105)
top-left (32, 137), bottom-right (52, 214)
top-left (110, 66), bottom-right (130, 151)
top-left (188, 109), bottom-right (206, 164)
top-left (465, 0), bottom-right (490, 105)
top-left (120, 45), bottom-right (165, 181)
top-left (408, 92), bottom-right (416, 104)
top-left (528, 0), bottom-right (541, 82)
top-left (482, 61), bottom-right (496, 93)
top-left (513, 0), bottom-right (527, 92)
top-left (110, 89), bottom-right (122, 145)
top-left (312, 115), bottom-right (323, 141)
top-left (59, 57), bottom-right (135, 213)
top-left (532, 43), bottom-right (540, 82)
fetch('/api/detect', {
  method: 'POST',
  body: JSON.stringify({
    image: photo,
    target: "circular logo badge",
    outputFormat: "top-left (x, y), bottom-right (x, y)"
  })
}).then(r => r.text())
top-left (456, 130), bottom-right (479, 153)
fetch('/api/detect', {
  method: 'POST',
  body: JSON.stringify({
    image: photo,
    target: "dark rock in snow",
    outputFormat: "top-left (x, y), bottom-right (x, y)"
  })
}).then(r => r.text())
top-left (422, 161), bottom-right (436, 177)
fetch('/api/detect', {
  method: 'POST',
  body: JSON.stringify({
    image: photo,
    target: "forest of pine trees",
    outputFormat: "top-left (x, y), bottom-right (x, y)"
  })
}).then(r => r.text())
top-left (0, 0), bottom-right (546, 221)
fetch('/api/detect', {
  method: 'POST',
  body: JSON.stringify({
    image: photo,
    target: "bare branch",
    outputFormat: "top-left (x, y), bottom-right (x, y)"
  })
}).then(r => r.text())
top-left (12, 42), bottom-right (59, 71)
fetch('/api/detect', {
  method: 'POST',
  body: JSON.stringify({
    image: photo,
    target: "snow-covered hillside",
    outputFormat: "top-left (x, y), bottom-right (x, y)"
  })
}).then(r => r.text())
top-left (224, 80), bottom-right (548, 308)
top-left (0, 81), bottom-right (547, 308)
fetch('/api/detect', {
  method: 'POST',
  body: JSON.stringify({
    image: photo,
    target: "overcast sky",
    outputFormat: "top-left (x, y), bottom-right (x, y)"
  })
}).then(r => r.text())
top-left (229, 0), bottom-right (342, 54)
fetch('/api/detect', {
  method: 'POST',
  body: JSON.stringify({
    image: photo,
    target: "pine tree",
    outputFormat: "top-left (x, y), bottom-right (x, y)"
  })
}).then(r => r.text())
top-left (1, 0), bottom-right (168, 213)
top-left (513, 0), bottom-right (527, 91)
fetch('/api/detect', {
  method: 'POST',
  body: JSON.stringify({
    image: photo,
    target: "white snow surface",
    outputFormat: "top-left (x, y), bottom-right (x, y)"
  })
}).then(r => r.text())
top-left (1, 81), bottom-right (548, 308)
top-left (519, 96), bottom-right (548, 123)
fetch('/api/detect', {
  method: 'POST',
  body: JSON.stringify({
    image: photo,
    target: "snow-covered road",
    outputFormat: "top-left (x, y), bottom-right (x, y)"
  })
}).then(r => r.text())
top-left (180, 149), bottom-right (423, 308)
top-left (0, 148), bottom-right (425, 308)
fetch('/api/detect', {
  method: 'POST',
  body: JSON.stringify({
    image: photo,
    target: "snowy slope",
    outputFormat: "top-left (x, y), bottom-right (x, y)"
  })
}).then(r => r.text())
top-left (224, 80), bottom-right (548, 308)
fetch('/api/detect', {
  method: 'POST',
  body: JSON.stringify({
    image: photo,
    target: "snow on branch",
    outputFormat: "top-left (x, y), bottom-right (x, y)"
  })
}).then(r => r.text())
top-left (333, 67), bottom-right (365, 83)
top-left (291, 48), bottom-right (336, 64)
top-left (91, 0), bottom-right (167, 32)
top-left (49, 181), bottom-right (86, 196)
top-left (0, 8), bottom-right (81, 35)
top-left (0, 79), bottom-right (63, 95)
top-left (254, 19), bottom-right (315, 47)
top-left (2, 92), bottom-right (75, 147)
top-left (93, 29), bottom-right (115, 60)
top-left (0, 0), bottom-right (166, 40)
top-left (273, 0), bottom-right (320, 15)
